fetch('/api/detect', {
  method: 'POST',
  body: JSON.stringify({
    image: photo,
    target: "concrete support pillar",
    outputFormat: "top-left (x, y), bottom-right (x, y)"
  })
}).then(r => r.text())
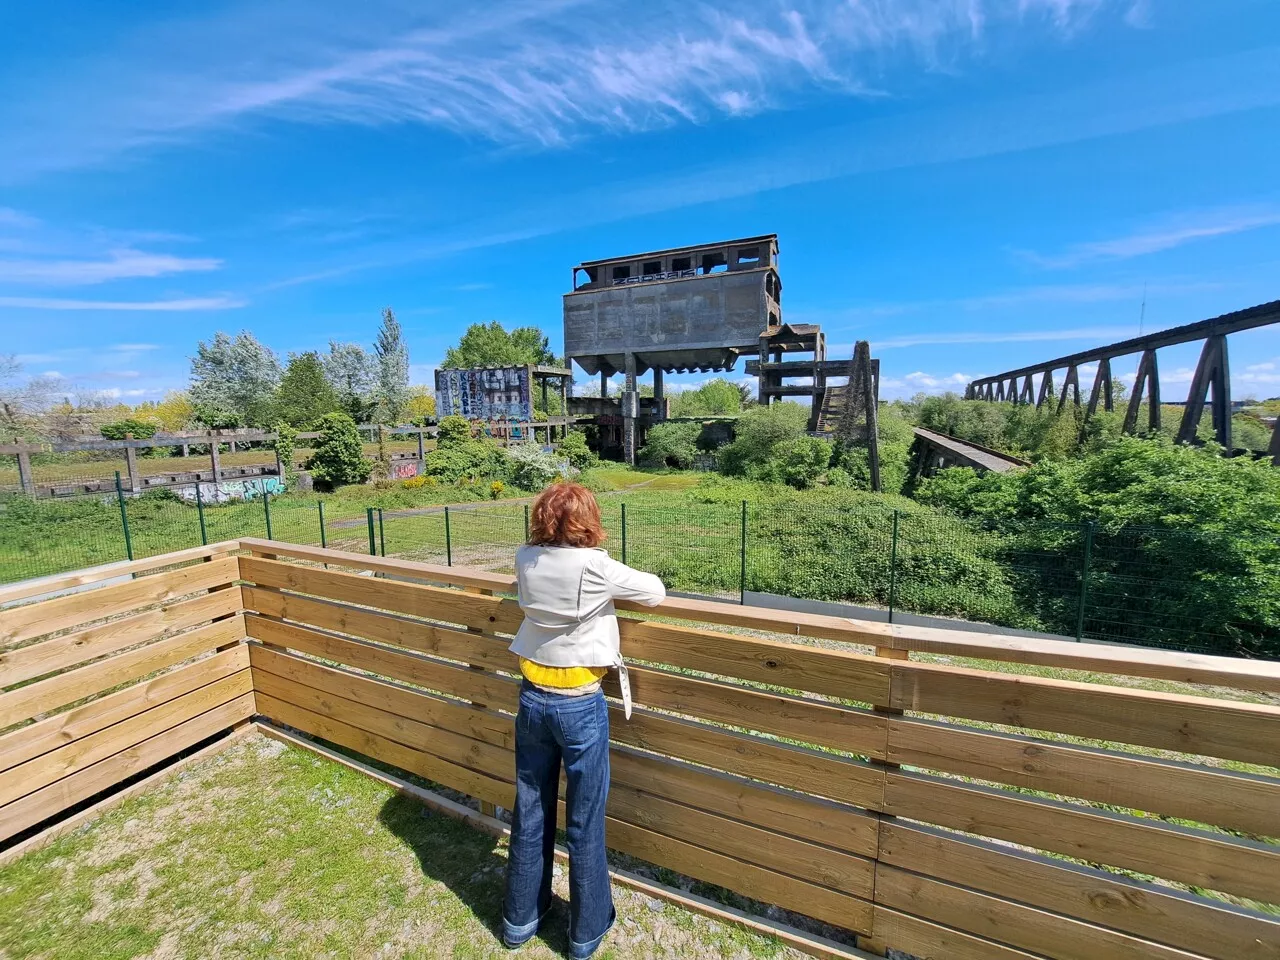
top-left (652, 367), bottom-right (665, 420)
top-left (600, 370), bottom-right (609, 399)
top-left (1177, 335), bottom-right (1231, 450)
top-left (16, 450), bottom-right (34, 497)
top-left (182, 443), bottom-right (190, 457)
top-left (416, 428), bottom-right (426, 465)
top-left (1058, 365), bottom-right (1081, 413)
top-left (124, 440), bottom-right (141, 494)
top-left (540, 376), bottom-right (549, 417)
top-left (210, 436), bottom-right (222, 483)
top-left (1087, 357), bottom-right (1114, 417)
top-left (561, 378), bottom-right (569, 439)
top-left (229, 440), bottom-right (237, 454)
top-left (623, 353), bottom-right (638, 466)
top-left (1270, 419), bottom-right (1280, 466)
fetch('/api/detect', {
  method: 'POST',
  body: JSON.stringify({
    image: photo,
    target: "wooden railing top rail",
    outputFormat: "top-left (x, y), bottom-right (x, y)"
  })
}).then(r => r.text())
top-left (0, 541), bottom-right (242, 608)
top-left (237, 539), bottom-right (1280, 693)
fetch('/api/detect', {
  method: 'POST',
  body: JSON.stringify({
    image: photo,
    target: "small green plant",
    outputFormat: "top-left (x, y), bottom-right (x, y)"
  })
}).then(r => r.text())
top-left (436, 415), bottom-right (472, 448)
top-left (272, 422), bottom-right (298, 485)
top-left (306, 412), bottom-right (373, 489)
top-left (557, 429), bottom-right (599, 470)
top-left (401, 474), bottom-right (428, 489)
top-left (489, 480), bottom-right (505, 499)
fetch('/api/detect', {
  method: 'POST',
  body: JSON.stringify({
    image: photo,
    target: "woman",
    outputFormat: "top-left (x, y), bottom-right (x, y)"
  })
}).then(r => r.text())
top-left (502, 482), bottom-right (665, 957)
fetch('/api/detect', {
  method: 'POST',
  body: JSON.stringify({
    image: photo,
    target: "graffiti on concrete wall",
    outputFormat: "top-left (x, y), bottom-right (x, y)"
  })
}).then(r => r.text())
top-left (392, 461), bottom-right (419, 479)
top-left (176, 476), bottom-right (285, 504)
top-left (435, 366), bottom-right (533, 421)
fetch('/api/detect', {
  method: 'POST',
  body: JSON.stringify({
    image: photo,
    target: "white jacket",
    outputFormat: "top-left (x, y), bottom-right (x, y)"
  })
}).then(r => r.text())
top-left (510, 545), bottom-right (666, 715)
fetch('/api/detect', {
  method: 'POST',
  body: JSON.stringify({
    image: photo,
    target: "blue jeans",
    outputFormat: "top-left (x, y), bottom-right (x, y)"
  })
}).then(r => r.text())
top-left (503, 681), bottom-right (615, 958)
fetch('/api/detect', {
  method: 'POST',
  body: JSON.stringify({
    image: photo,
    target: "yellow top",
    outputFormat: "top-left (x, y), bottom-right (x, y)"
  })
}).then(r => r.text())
top-left (519, 658), bottom-right (607, 690)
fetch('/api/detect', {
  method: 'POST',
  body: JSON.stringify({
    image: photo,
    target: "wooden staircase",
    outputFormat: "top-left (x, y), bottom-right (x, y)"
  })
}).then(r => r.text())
top-left (813, 384), bottom-right (849, 434)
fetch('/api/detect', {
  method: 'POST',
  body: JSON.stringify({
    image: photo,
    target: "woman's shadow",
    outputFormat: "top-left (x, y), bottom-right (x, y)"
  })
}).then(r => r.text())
top-left (378, 793), bottom-right (574, 957)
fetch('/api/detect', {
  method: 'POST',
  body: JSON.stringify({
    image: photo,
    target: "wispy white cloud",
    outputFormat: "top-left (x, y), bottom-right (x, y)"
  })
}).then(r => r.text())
top-left (1246, 361), bottom-right (1276, 373)
top-left (1021, 204), bottom-right (1280, 268)
top-left (0, 248), bottom-right (221, 285)
top-left (881, 370), bottom-right (972, 390)
top-left (0, 208), bottom-right (40, 228)
top-left (0, 0), bottom-right (1140, 178)
top-left (111, 343), bottom-right (161, 352)
top-left (0, 295), bottom-right (245, 311)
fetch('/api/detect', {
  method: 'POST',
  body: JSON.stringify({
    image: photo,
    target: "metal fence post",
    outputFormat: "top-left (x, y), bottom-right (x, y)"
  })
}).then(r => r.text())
top-left (378, 507), bottom-right (387, 557)
top-left (621, 503), bottom-right (627, 565)
top-left (366, 507), bottom-right (377, 556)
top-left (444, 506), bottom-right (453, 566)
top-left (739, 499), bottom-right (748, 605)
top-left (114, 471), bottom-right (134, 561)
top-left (318, 501), bottom-right (327, 549)
top-left (263, 488), bottom-right (273, 540)
top-left (1076, 521), bottom-right (1095, 642)
top-left (195, 483), bottom-right (208, 546)
top-left (524, 503), bottom-right (530, 542)
top-left (887, 509), bottom-right (900, 624)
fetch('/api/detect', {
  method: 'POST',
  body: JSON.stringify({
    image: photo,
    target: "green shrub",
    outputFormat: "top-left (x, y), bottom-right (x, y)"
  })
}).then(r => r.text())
top-left (507, 445), bottom-right (571, 490)
top-left (557, 430), bottom-right (599, 471)
top-left (272, 423), bottom-right (298, 484)
top-left (100, 418), bottom-right (158, 440)
top-left (755, 436), bottom-right (831, 489)
top-left (436, 415), bottom-right (472, 448)
top-left (639, 422), bottom-right (701, 469)
top-left (306, 413), bottom-right (373, 488)
top-left (717, 402), bottom-right (808, 476)
top-left (423, 442), bottom-right (501, 483)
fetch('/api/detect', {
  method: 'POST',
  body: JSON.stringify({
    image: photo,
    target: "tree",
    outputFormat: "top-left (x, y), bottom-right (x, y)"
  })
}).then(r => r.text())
top-left (758, 436), bottom-right (832, 489)
top-left (190, 331), bottom-right (282, 426)
top-left (306, 412), bottom-right (373, 488)
top-left (152, 391), bottom-right (195, 433)
top-left (100, 418), bottom-right (158, 440)
top-left (274, 352), bottom-right (339, 428)
top-left (323, 341), bottom-right (379, 422)
top-left (373, 307), bottom-right (410, 423)
top-left (443, 322), bottom-right (558, 369)
top-left (669, 378), bottom-right (743, 418)
top-left (0, 355), bottom-right (58, 438)
top-left (405, 385), bottom-right (436, 423)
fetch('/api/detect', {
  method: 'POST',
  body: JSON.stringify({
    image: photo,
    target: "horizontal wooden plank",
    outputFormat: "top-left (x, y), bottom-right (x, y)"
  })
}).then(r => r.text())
top-left (607, 662), bottom-right (887, 759)
top-left (0, 589), bottom-right (241, 688)
top-left (890, 660), bottom-right (1280, 766)
top-left (878, 822), bottom-right (1280, 960)
top-left (0, 616), bottom-right (245, 729)
top-left (251, 693), bottom-right (515, 809)
top-left (239, 538), bottom-right (514, 594)
top-left (242, 587), bottom-right (516, 672)
top-left (870, 905), bottom-right (1054, 960)
top-left (0, 669), bottom-right (252, 807)
top-left (238, 557), bottom-right (524, 634)
top-left (876, 865), bottom-right (1206, 960)
top-left (0, 693), bottom-right (253, 842)
top-left (613, 706), bottom-right (885, 811)
top-left (0, 556), bottom-right (240, 649)
top-left (884, 771), bottom-right (1280, 905)
top-left (239, 539), bottom-right (1280, 696)
top-left (244, 616), bottom-right (519, 709)
top-left (619, 619), bottom-right (890, 705)
top-left (603, 814), bottom-right (872, 933)
top-left (877, 623), bottom-right (1280, 696)
top-left (0, 646), bottom-right (250, 774)
top-left (252, 673), bottom-right (515, 781)
top-left (888, 716), bottom-right (1280, 839)
top-left (248, 645), bottom-right (513, 749)
top-left (0, 542), bottom-right (240, 608)
top-left (609, 746), bottom-right (879, 859)
top-left (608, 782), bottom-right (874, 898)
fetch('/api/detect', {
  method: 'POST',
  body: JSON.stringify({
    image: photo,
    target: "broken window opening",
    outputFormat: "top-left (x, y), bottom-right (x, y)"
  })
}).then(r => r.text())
top-left (671, 256), bottom-right (692, 272)
top-left (736, 247), bottom-right (761, 265)
top-left (642, 260), bottom-right (662, 276)
top-left (698, 252), bottom-right (728, 275)
top-left (612, 264), bottom-right (632, 281)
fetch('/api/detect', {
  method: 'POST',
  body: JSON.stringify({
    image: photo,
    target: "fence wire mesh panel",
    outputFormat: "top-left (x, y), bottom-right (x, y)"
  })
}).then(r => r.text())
top-left (619, 498), bottom-right (743, 598)
top-left (378, 510), bottom-right (449, 564)
top-left (0, 493), bottom-right (130, 584)
top-left (123, 493), bottom-right (205, 560)
top-left (195, 494), bottom-right (269, 546)
top-left (444, 503), bottom-right (528, 573)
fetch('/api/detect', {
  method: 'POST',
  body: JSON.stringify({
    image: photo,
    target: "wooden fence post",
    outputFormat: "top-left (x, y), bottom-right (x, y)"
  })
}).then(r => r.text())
top-left (210, 434), bottom-right (222, 483)
top-left (16, 450), bottom-right (34, 497)
top-left (124, 436), bottom-right (141, 494)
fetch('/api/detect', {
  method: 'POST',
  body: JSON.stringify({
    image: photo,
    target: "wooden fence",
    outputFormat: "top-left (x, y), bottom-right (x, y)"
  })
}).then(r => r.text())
top-left (3, 537), bottom-right (1279, 959)
top-left (0, 543), bottom-right (253, 847)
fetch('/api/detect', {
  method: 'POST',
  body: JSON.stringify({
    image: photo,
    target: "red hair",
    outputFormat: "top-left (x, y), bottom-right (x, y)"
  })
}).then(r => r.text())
top-left (528, 482), bottom-right (606, 548)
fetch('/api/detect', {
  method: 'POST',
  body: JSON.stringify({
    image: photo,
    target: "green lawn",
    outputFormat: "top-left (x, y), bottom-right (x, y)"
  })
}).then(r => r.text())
top-left (0, 734), bottom-right (804, 960)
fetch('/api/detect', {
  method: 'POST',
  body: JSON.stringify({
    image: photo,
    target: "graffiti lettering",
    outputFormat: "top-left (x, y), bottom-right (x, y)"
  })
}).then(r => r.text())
top-left (177, 476), bottom-right (285, 504)
top-left (392, 462), bottom-right (419, 479)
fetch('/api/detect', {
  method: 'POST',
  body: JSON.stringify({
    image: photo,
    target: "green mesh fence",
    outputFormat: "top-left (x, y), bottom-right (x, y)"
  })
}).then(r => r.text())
top-left (1, 485), bottom-right (1274, 658)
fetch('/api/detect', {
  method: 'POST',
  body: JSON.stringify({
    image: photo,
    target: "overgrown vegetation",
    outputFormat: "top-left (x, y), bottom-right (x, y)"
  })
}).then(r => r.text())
top-left (306, 413), bottom-right (373, 489)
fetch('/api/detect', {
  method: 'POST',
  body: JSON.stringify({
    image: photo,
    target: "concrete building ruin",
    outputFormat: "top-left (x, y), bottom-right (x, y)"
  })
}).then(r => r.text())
top-left (563, 235), bottom-right (784, 462)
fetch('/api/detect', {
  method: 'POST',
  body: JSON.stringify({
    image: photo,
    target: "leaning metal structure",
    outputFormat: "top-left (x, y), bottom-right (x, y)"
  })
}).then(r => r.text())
top-left (964, 300), bottom-right (1280, 457)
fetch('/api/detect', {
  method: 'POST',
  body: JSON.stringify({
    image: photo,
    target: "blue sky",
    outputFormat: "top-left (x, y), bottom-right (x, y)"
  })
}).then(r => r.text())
top-left (2, 0), bottom-right (1279, 403)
